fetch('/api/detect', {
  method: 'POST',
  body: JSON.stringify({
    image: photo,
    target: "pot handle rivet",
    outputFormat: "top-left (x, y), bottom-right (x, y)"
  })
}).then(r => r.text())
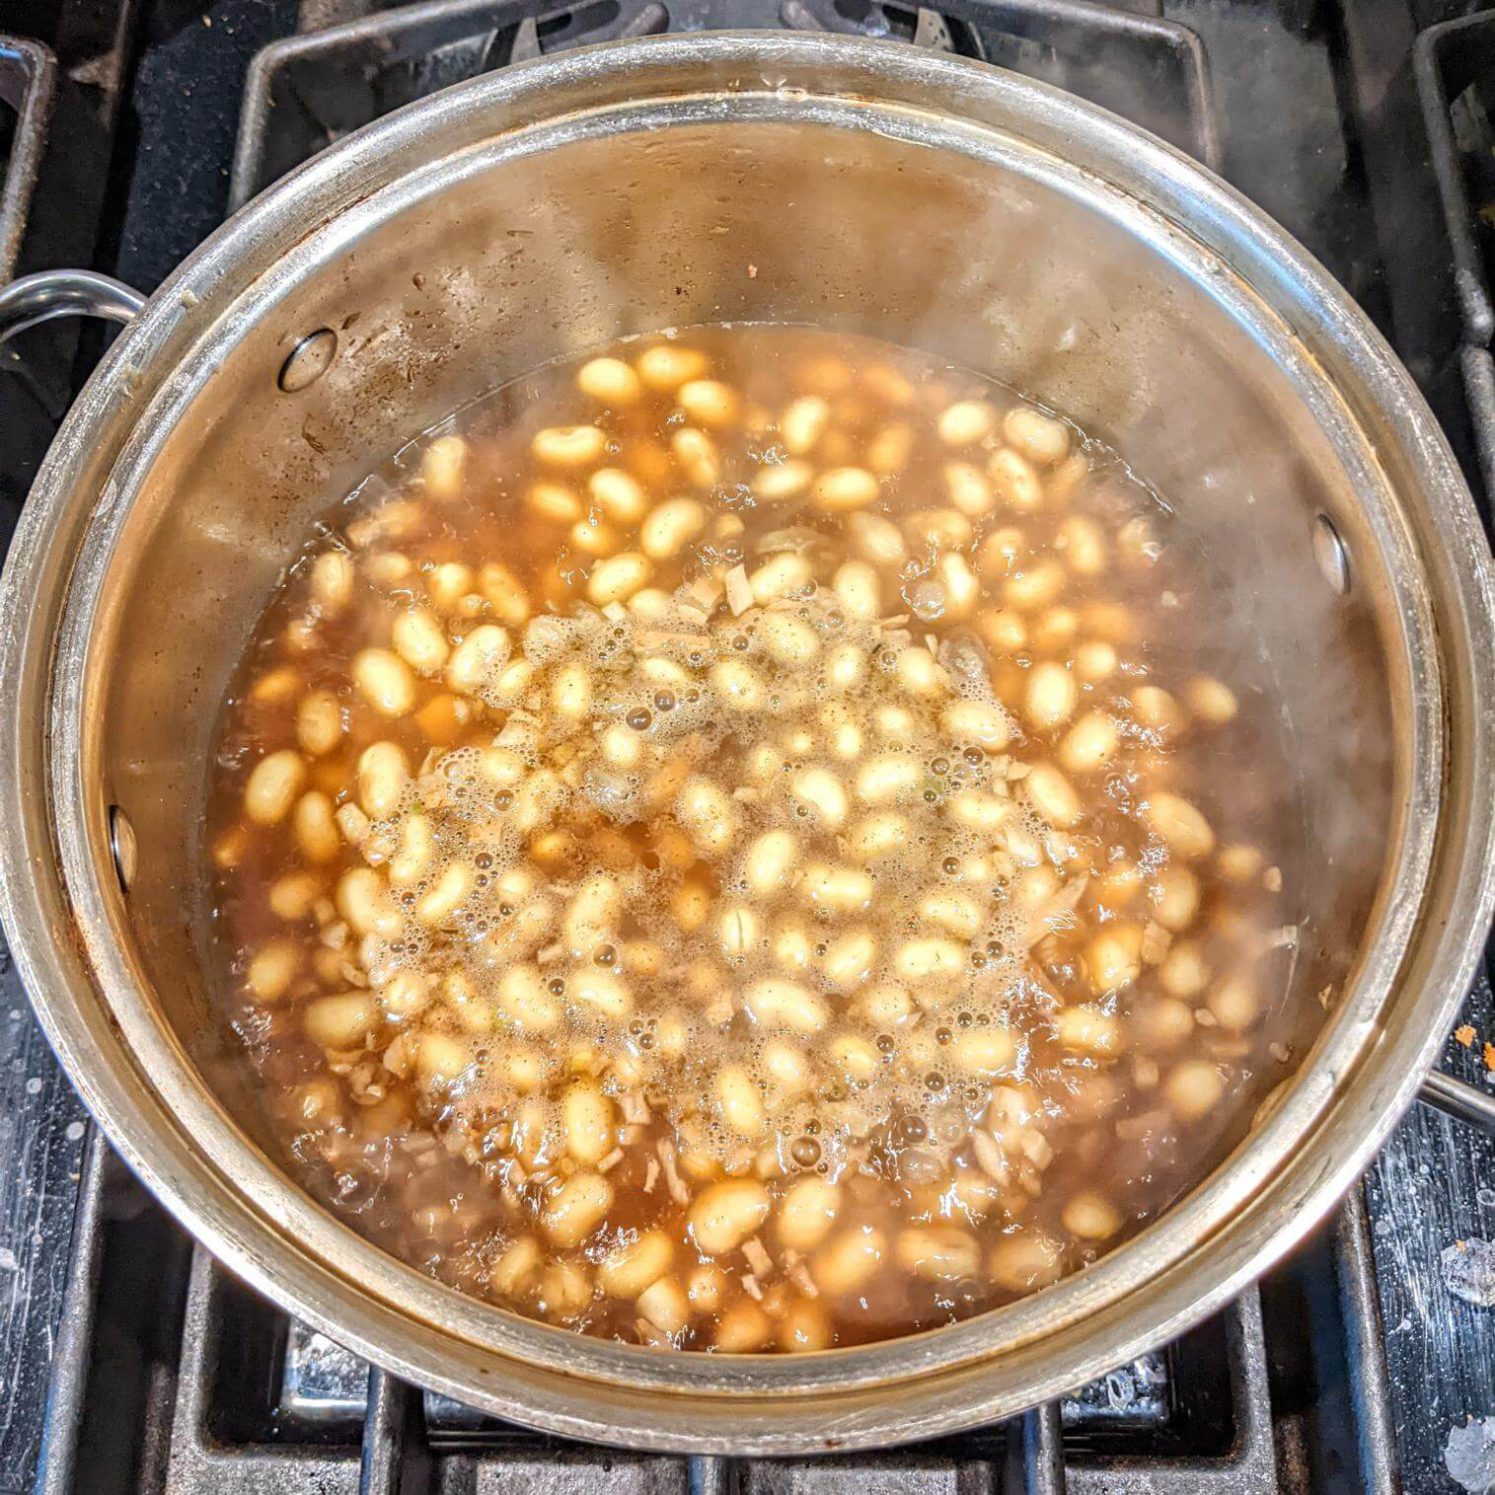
top-left (1312, 513), bottom-right (1351, 595)
top-left (278, 328), bottom-right (338, 393)
top-left (109, 806), bottom-right (138, 893)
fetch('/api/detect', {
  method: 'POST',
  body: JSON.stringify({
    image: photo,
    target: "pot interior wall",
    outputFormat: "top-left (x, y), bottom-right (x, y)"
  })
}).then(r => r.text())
top-left (89, 113), bottom-right (1394, 1175)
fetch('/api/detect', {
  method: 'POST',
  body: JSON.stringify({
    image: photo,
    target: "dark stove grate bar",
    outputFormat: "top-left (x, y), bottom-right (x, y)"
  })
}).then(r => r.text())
top-left (0, 33), bottom-right (57, 285)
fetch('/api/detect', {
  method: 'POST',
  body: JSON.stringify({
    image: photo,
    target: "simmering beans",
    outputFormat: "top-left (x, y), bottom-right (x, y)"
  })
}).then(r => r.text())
top-left (206, 327), bottom-right (1295, 1353)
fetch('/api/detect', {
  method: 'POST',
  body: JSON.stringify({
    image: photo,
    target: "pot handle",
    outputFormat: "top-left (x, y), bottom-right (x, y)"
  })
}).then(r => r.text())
top-left (1418, 1070), bottom-right (1495, 1134)
top-left (0, 268), bottom-right (145, 345)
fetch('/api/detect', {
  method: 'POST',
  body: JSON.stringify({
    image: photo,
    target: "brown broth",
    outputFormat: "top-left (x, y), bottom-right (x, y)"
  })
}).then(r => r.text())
top-left (204, 325), bottom-right (1297, 1352)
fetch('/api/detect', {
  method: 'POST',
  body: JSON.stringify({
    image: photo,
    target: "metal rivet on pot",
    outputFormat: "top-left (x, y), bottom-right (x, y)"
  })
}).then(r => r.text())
top-left (278, 328), bottom-right (337, 393)
top-left (109, 805), bottom-right (137, 892)
top-left (1312, 513), bottom-right (1350, 595)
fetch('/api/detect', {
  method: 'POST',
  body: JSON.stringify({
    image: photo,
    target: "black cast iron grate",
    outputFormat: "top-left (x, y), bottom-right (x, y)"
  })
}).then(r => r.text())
top-left (34, 1133), bottom-right (1397, 1493)
top-left (226, 0), bottom-right (1218, 210)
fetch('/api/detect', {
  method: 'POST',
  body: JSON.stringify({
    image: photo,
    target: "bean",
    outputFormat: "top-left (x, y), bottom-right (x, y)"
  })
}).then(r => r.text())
top-left (894, 937), bottom-right (966, 984)
top-left (1023, 763), bottom-right (1082, 829)
top-left (246, 939), bottom-right (300, 1002)
top-left (577, 356), bottom-right (643, 404)
top-left (1025, 661), bottom-right (1078, 731)
top-left (421, 434), bottom-right (467, 498)
top-left (584, 468), bottom-right (644, 527)
top-left (677, 775), bottom-right (739, 856)
top-left (357, 741), bottom-right (409, 819)
top-left (789, 766), bottom-right (848, 830)
top-left (542, 1171), bottom-right (614, 1247)
top-left (894, 646), bottom-right (946, 696)
top-left (919, 889), bottom-right (983, 939)
top-left (1004, 559), bottom-right (1065, 611)
top-left (744, 977), bottom-right (830, 1034)
top-left (905, 508), bottom-right (972, 552)
top-left (310, 550), bottom-right (354, 613)
top-left (478, 562), bottom-right (531, 628)
top-left (831, 560), bottom-right (881, 621)
top-left (777, 1177), bottom-right (841, 1252)
top-left (938, 399), bottom-right (997, 446)
top-left (854, 754), bottom-right (921, 805)
top-left (492, 1238), bottom-right (541, 1296)
top-left (759, 612), bottom-right (821, 666)
top-left (742, 829), bottom-right (798, 896)
top-left (571, 969), bottom-right (633, 1020)
top-left (295, 691), bottom-right (342, 758)
top-left (417, 862), bottom-right (471, 926)
top-left (671, 427), bottom-right (720, 487)
top-left (1158, 941), bottom-right (1210, 999)
top-left (563, 1083), bottom-right (615, 1165)
top-left (415, 1033), bottom-right (468, 1090)
top-left (641, 498), bottom-right (708, 560)
top-left (717, 904), bottom-right (762, 960)
top-left (563, 875), bottom-right (621, 956)
top-left (1057, 515), bottom-right (1106, 576)
top-left (941, 699), bottom-right (1011, 750)
top-left (1058, 711), bottom-right (1118, 775)
top-left (550, 660), bottom-right (593, 725)
top-left (690, 1179), bottom-right (771, 1256)
top-left (761, 1039), bottom-right (812, 1096)
top-left (1186, 675), bottom-right (1238, 724)
top-left (293, 791), bottom-right (341, 863)
top-left (587, 552), bottom-right (653, 606)
top-left (351, 648), bottom-right (416, 716)
top-left (810, 925), bottom-right (874, 990)
top-left (897, 1225), bottom-right (980, 1283)
top-left (750, 551), bottom-right (813, 605)
top-left (1217, 844), bottom-right (1265, 884)
top-left (637, 344), bottom-right (708, 390)
top-left (846, 812), bottom-right (910, 860)
top-left (1086, 924), bottom-right (1142, 994)
top-left (244, 750), bottom-right (305, 825)
top-left (539, 1261), bottom-right (593, 1320)
top-left (716, 1064), bottom-right (767, 1137)
top-left (715, 1301), bottom-right (772, 1350)
top-left (1003, 407), bottom-right (1070, 466)
top-left (944, 461), bottom-right (994, 517)
top-left (268, 871), bottom-right (321, 921)
top-left (1062, 1191), bottom-right (1120, 1241)
top-left (1164, 1059), bottom-right (1225, 1120)
top-left (780, 395), bottom-right (830, 454)
top-left (498, 964), bottom-right (562, 1033)
top-left (1074, 640), bottom-right (1118, 682)
top-left (867, 422), bottom-right (913, 475)
top-left (526, 481), bottom-right (583, 529)
top-left (304, 992), bottom-right (375, 1050)
top-left (712, 657), bottom-right (766, 711)
top-left (1057, 1004), bottom-right (1123, 1056)
top-left (752, 460), bottom-right (814, 502)
top-left (779, 1299), bottom-right (832, 1352)
top-left (937, 552), bottom-right (980, 618)
top-left (678, 378), bottom-right (739, 428)
top-left (1207, 975), bottom-right (1260, 1032)
top-left (846, 511), bottom-right (907, 567)
top-left (533, 425), bottom-right (606, 468)
top-left (944, 789), bottom-right (1016, 837)
top-left (988, 448), bottom-right (1043, 511)
top-left (824, 642), bottom-right (869, 692)
top-left (801, 863), bottom-right (875, 914)
top-left (1144, 792), bottom-right (1215, 859)
top-left (380, 968), bottom-right (432, 1020)
top-left (812, 466), bottom-right (879, 512)
top-left (989, 1233), bottom-right (1063, 1293)
top-left (813, 1226), bottom-right (885, 1295)
top-left (599, 1230), bottom-right (673, 1298)
top-left (950, 1026), bottom-right (1015, 1075)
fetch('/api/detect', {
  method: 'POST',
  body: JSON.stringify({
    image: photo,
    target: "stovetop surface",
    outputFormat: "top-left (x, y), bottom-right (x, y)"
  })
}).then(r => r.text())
top-left (1, 0), bottom-right (1494, 1490)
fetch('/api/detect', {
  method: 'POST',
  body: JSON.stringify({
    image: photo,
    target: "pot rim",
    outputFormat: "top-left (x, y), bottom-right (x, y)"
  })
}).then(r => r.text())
top-left (2, 31), bottom-right (1492, 1454)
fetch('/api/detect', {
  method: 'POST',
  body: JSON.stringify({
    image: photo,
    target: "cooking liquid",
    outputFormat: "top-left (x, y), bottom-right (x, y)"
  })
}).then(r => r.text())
top-left (205, 326), bottom-right (1294, 1352)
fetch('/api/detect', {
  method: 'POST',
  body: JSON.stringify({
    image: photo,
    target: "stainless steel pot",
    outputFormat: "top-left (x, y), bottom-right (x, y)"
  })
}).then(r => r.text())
top-left (0, 32), bottom-right (1492, 1455)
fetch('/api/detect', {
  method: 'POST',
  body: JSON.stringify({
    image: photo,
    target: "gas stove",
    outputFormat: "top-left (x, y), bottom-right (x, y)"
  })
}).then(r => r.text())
top-left (1, 1), bottom-right (1494, 1490)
